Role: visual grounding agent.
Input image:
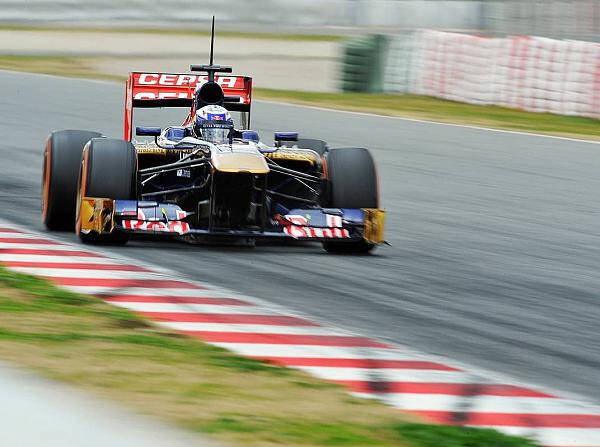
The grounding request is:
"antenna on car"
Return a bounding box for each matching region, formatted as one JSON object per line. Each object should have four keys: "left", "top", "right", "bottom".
{"left": 209, "top": 15, "right": 215, "bottom": 67}
{"left": 190, "top": 16, "right": 232, "bottom": 82}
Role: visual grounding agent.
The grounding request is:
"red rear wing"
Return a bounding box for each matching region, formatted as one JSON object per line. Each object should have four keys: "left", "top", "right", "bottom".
{"left": 124, "top": 72, "right": 252, "bottom": 141}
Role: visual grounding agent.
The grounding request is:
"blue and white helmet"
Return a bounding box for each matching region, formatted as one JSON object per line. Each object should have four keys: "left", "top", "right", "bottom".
{"left": 194, "top": 105, "right": 233, "bottom": 144}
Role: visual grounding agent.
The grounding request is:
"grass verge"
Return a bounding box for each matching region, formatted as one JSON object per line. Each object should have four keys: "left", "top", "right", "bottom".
{"left": 0, "top": 266, "right": 538, "bottom": 446}
{"left": 0, "top": 55, "right": 124, "bottom": 81}
{"left": 255, "top": 88, "right": 600, "bottom": 140}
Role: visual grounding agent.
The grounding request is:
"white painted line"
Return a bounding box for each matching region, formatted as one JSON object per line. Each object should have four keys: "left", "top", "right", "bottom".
{"left": 354, "top": 393, "right": 591, "bottom": 415}
{"left": 256, "top": 99, "right": 600, "bottom": 145}
{"left": 210, "top": 343, "right": 405, "bottom": 359}
{"left": 156, "top": 322, "right": 344, "bottom": 336}
{"left": 60, "top": 286, "right": 232, "bottom": 296}
{"left": 0, "top": 232, "right": 48, "bottom": 239}
{"left": 295, "top": 366, "right": 475, "bottom": 383}
{"left": 0, "top": 243, "right": 92, "bottom": 251}
{"left": 9, "top": 267, "right": 167, "bottom": 279}
{"left": 111, "top": 302, "right": 277, "bottom": 315}
{"left": 476, "top": 427, "right": 600, "bottom": 447}
{"left": 0, "top": 254, "right": 128, "bottom": 264}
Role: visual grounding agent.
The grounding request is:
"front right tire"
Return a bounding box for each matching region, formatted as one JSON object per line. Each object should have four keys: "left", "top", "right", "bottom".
{"left": 42, "top": 130, "right": 102, "bottom": 230}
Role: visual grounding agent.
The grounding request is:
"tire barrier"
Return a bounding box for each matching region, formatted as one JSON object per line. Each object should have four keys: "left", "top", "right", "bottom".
{"left": 382, "top": 32, "right": 416, "bottom": 94}
{"left": 381, "top": 30, "right": 600, "bottom": 118}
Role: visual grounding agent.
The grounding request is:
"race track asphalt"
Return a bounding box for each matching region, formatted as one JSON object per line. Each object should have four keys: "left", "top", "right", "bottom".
{"left": 2, "top": 70, "right": 599, "bottom": 403}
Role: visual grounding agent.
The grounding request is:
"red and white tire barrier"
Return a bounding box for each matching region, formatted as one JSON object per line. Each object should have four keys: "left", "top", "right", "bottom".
{"left": 385, "top": 30, "right": 600, "bottom": 119}
{"left": 1, "top": 221, "right": 599, "bottom": 446}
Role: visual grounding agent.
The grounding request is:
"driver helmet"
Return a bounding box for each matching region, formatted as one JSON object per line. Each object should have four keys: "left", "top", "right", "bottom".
{"left": 193, "top": 105, "right": 233, "bottom": 144}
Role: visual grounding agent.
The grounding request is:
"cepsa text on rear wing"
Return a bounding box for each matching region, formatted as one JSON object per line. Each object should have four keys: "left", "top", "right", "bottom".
{"left": 123, "top": 72, "right": 252, "bottom": 140}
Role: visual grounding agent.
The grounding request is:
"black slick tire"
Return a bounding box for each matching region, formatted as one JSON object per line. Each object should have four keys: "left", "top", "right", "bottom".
{"left": 323, "top": 147, "right": 379, "bottom": 254}
{"left": 42, "top": 130, "right": 102, "bottom": 230}
{"left": 77, "top": 138, "right": 137, "bottom": 245}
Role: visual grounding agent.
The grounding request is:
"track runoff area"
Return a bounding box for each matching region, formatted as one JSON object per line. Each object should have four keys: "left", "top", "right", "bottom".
{"left": 0, "top": 220, "right": 599, "bottom": 447}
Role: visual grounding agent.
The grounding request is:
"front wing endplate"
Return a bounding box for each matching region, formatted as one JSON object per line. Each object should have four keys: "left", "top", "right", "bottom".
{"left": 363, "top": 208, "right": 386, "bottom": 244}
{"left": 79, "top": 197, "right": 115, "bottom": 234}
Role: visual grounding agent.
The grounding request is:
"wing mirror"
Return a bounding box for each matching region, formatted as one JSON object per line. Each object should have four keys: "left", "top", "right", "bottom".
{"left": 241, "top": 131, "right": 259, "bottom": 142}
{"left": 136, "top": 127, "right": 162, "bottom": 136}
{"left": 274, "top": 132, "right": 298, "bottom": 147}
{"left": 274, "top": 132, "right": 298, "bottom": 142}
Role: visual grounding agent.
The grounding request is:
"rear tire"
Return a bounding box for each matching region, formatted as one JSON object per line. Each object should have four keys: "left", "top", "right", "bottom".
{"left": 323, "top": 147, "right": 379, "bottom": 254}
{"left": 42, "top": 130, "right": 102, "bottom": 230}
{"left": 77, "top": 138, "right": 137, "bottom": 245}
{"left": 280, "top": 138, "right": 328, "bottom": 156}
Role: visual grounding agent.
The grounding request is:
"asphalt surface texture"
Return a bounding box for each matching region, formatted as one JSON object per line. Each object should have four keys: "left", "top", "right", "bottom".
{"left": 2, "top": 70, "right": 599, "bottom": 404}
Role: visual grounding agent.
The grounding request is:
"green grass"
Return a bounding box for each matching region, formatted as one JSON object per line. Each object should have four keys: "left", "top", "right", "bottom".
{"left": 396, "top": 423, "right": 537, "bottom": 447}
{"left": 254, "top": 88, "right": 600, "bottom": 140}
{"left": 0, "top": 266, "right": 539, "bottom": 447}
{"left": 0, "top": 23, "right": 344, "bottom": 42}
{"left": 0, "top": 55, "right": 124, "bottom": 81}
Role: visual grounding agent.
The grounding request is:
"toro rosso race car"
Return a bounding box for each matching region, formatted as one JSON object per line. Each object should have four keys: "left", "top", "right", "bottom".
{"left": 41, "top": 27, "right": 385, "bottom": 253}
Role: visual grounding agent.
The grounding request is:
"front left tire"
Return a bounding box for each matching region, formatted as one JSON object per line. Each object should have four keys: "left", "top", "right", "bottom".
{"left": 322, "top": 147, "right": 379, "bottom": 254}
{"left": 76, "top": 138, "right": 137, "bottom": 244}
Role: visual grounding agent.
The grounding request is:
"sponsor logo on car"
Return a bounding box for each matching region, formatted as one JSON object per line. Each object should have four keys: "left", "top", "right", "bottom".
{"left": 280, "top": 214, "right": 349, "bottom": 239}
{"left": 122, "top": 220, "right": 190, "bottom": 235}
{"left": 284, "top": 226, "right": 350, "bottom": 239}
{"left": 135, "top": 73, "right": 241, "bottom": 88}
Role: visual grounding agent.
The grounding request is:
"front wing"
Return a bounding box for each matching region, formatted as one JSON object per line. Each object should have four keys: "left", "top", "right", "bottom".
{"left": 79, "top": 198, "right": 385, "bottom": 244}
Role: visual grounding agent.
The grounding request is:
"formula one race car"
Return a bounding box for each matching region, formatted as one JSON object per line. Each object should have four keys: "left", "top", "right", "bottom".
{"left": 41, "top": 24, "right": 385, "bottom": 253}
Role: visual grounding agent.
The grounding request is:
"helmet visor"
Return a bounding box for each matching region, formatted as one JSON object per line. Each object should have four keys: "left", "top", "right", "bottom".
{"left": 196, "top": 121, "right": 232, "bottom": 144}
{"left": 203, "top": 127, "right": 230, "bottom": 144}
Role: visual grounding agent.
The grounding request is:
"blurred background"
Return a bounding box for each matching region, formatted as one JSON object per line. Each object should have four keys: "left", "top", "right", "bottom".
{"left": 1, "top": 1, "right": 599, "bottom": 116}
{"left": 2, "top": 0, "right": 600, "bottom": 40}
